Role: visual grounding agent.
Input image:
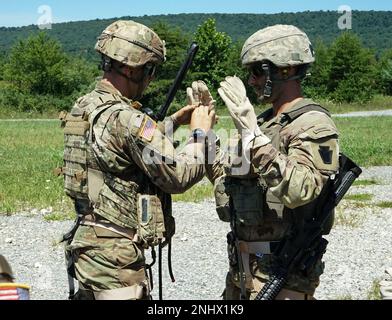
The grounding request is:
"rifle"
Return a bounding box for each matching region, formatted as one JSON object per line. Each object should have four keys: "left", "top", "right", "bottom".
{"left": 255, "top": 153, "right": 362, "bottom": 300}
{"left": 143, "top": 42, "right": 199, "bottom": 122}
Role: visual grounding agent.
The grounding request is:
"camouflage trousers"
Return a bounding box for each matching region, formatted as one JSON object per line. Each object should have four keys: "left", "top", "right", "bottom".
{"left": 65, "top": 225, "right": 150, "bottom": 300}
{"left": 224, "top": 251, "right": 324, "bottom": 300}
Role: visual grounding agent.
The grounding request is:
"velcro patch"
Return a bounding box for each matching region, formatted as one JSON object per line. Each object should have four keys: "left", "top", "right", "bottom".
{"left": 138, "top": 116, "right": 157, "bottom": 142}
{"left": 133, "top": 114, "right": 144, "bottom": 129}
{"left": 319, "top": 146, "right": 333, "bottom": 165}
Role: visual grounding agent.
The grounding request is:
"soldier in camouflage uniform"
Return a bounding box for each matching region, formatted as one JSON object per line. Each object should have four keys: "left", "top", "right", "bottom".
{"left": 203, "top": 25, "right": 339, "bottom": 300}
{"left": 58, "top": 20, "right": 215, "bottom": 300}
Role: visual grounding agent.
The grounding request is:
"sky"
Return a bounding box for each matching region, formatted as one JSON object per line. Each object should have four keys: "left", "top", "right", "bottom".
{"left": 0, "top": 0, "right": 391, "bottom": 28}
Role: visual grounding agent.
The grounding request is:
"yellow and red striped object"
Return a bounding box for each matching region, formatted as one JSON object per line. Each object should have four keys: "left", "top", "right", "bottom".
{"left": 0, "top": 283, "right": 30, "bottom": 300}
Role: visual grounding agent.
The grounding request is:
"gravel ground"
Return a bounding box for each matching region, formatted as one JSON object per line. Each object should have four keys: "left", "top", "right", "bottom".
{"left": 333, "top": 110, "right": 392, "bottom": 118}
{"left": 1, "top": 166, "right": 391, "bottom": 300}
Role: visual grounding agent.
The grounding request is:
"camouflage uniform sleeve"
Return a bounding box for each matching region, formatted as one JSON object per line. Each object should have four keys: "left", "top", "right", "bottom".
{"left": 156, "top": 115, "right": 180, "bottom": 134}
{"left": 205, "top": 134, "right": 226, "bottom": 184}
{"left": 252, "top": 112, "right": 339, "bottom": 209}
{"left": 119, "top": 109, "right": 206, "bottom": 194}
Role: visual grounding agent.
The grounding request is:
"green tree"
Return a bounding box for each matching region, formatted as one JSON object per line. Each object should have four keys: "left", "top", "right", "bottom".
{"left": 377, "top": 49, "right": 392, "bottom": 95}
{"left": 4, "top": 32, "right": 97, "bottom": 97}
{"left": 5, "top": 32, "right": 68, "bottom": 95}
{"left": 140, "top": 21, "right": 191, "bottom": 111}
{"left": 192, "top": 18, "right": 232, "bottom": 89}
{"left": 221, "top": 41, "right": 244, "bottom": 78}
{"left": 327, "top": 32, "right": 376, "bottom": 103}
{"left": 151, "top": 21, "right": 190, "bottom": 80}
{"left": 220, "top": 40, "right": 261, "bottom": 105}
{"left": 303, "top": 39, "right": 332, "bottom": 98}
{"left": 0, "top": 51, "right": 6, "bottom": 80}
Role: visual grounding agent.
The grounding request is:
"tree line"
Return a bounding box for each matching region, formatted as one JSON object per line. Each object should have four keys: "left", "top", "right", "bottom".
{"left": 0, "top": 18, "right": 392, "bottom": 115}
{"left": 2, "top": 12, "right": 392, "bottom": 55}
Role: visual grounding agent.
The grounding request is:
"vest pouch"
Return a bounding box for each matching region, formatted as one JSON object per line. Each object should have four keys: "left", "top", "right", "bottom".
{"left": 63, "top": 119, "right": 90, "bottom": 200}
{"left": 214, "top": 176, "right": 232, "bottom": 223}
{"left": 137, "top": 194, "right": 165, "bottom": 248}
{"left": 265, "top": 189, "right": 285, "bottom": 221}
{"left": 95, "top": 176, "right": 138, "bottom": 229}
{"left": 230, "top": 180, "right": 264, "bottom": 226}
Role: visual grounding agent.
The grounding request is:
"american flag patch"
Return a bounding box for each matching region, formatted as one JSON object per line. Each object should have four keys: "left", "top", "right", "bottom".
{"left": 138, "top": 116, "right": 157, "bottom": 142}
{"left": 0, "top": 284, "right": 30, "bottom": 300}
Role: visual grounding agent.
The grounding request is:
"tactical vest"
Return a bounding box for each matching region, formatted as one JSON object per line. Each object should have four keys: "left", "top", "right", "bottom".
{"left": 214, "top": 101, "right": 335, "bottom": 241}
{"left": 57, "top": 92, "right": 174, "bottom": 247}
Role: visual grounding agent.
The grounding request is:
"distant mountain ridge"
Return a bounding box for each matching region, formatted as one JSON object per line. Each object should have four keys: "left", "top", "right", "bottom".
{"left": 1, "top": 11, "right": 391, "bottom": 58}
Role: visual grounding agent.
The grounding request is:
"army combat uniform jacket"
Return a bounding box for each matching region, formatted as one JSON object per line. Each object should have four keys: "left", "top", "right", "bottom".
{"left": 207, "top": 99, "right": 339, "bottom": 298}
{"left": 61, "top": 79, "right": 206, "bottom": 299}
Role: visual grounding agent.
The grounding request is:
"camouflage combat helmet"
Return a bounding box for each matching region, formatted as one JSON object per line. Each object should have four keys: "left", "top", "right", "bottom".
{"left": 0, "top": 255, "right": 14, "bottom": 280}
{"left": 95, "top": 20, "right": 166, "bottom": 67}
{"left": 241, "top": 24, "right": 315, "bottom": 67}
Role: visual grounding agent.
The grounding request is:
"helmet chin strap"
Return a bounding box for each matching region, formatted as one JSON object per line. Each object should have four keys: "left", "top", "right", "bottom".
{"left": 262, "top": 63, "right": 273, "bottom": 99}
{"left": 260, "top": 62, "right": 303, "bottom": 101}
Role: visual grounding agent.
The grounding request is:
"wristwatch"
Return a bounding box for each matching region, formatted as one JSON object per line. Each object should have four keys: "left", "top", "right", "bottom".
{"left": 192, "top": 128, "right": 207, "bottom": 142}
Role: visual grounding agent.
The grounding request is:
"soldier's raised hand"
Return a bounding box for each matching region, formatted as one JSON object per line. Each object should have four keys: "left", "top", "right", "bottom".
{"left": 218, "top": 76, "right": 270, "bottom": 152}
{"left": 187, "top": 80, "right": 216, "bottom": 110}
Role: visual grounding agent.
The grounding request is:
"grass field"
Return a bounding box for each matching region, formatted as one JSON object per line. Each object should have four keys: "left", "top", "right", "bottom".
{"left": 0, "top": 120, "right": 72, "bottom": 215}
{"left": 1, "top": 115, "right": 391, "bottom": 215}
{"left": 335, "top": 117, "right": 392, "bottom": 167}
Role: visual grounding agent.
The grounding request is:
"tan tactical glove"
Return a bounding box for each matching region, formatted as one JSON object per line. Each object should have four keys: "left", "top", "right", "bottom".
{"left": 187, "top": 80, "right": 216, "bottom": 109}
{"left": 218, "top": 76, "right": 270, "bottom": 152}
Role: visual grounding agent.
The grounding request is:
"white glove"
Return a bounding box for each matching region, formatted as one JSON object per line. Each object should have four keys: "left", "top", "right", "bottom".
{"left": 187, "top": 80, "right": 216, "bottom": 109}
{"left": 218, "top": 76, "right": 270, "bottom": 152}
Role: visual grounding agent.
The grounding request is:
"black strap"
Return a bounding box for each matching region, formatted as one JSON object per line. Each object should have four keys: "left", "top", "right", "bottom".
{"left": 145, "top": 247, "right": 156, "bottom": 292}
{"left": 158, "top": 243, "right": 163, "bottom": 300}
{"left": 228, "top": 195, "right": 247, "bottom": 300}
{"left": 168, "top": 240, "right": 176, "bottom": 283}
{"left": 257, "top": 108, "right": 273, "bottom": 122}
{"left": 282, "top": 103, "right": 330, "bottom": 124}
{"left": 257, "top": 102, "right": 330, "bottom": 125}
{"left": 66, "top": 256, "right": 76, "bottom": 300}
{"left": 62, "top": 214, "right": 83, "bottom": 299}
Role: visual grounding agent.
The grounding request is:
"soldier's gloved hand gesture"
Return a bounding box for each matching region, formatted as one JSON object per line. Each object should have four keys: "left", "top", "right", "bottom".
{"left": 187, "top": 80, "right": 216, "bottom": 110}
{"left": 174, "top": 81, "right": 217, "bottom": 126}
{"left": 218, "top": 76, "right": 270, "bottom": 153}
